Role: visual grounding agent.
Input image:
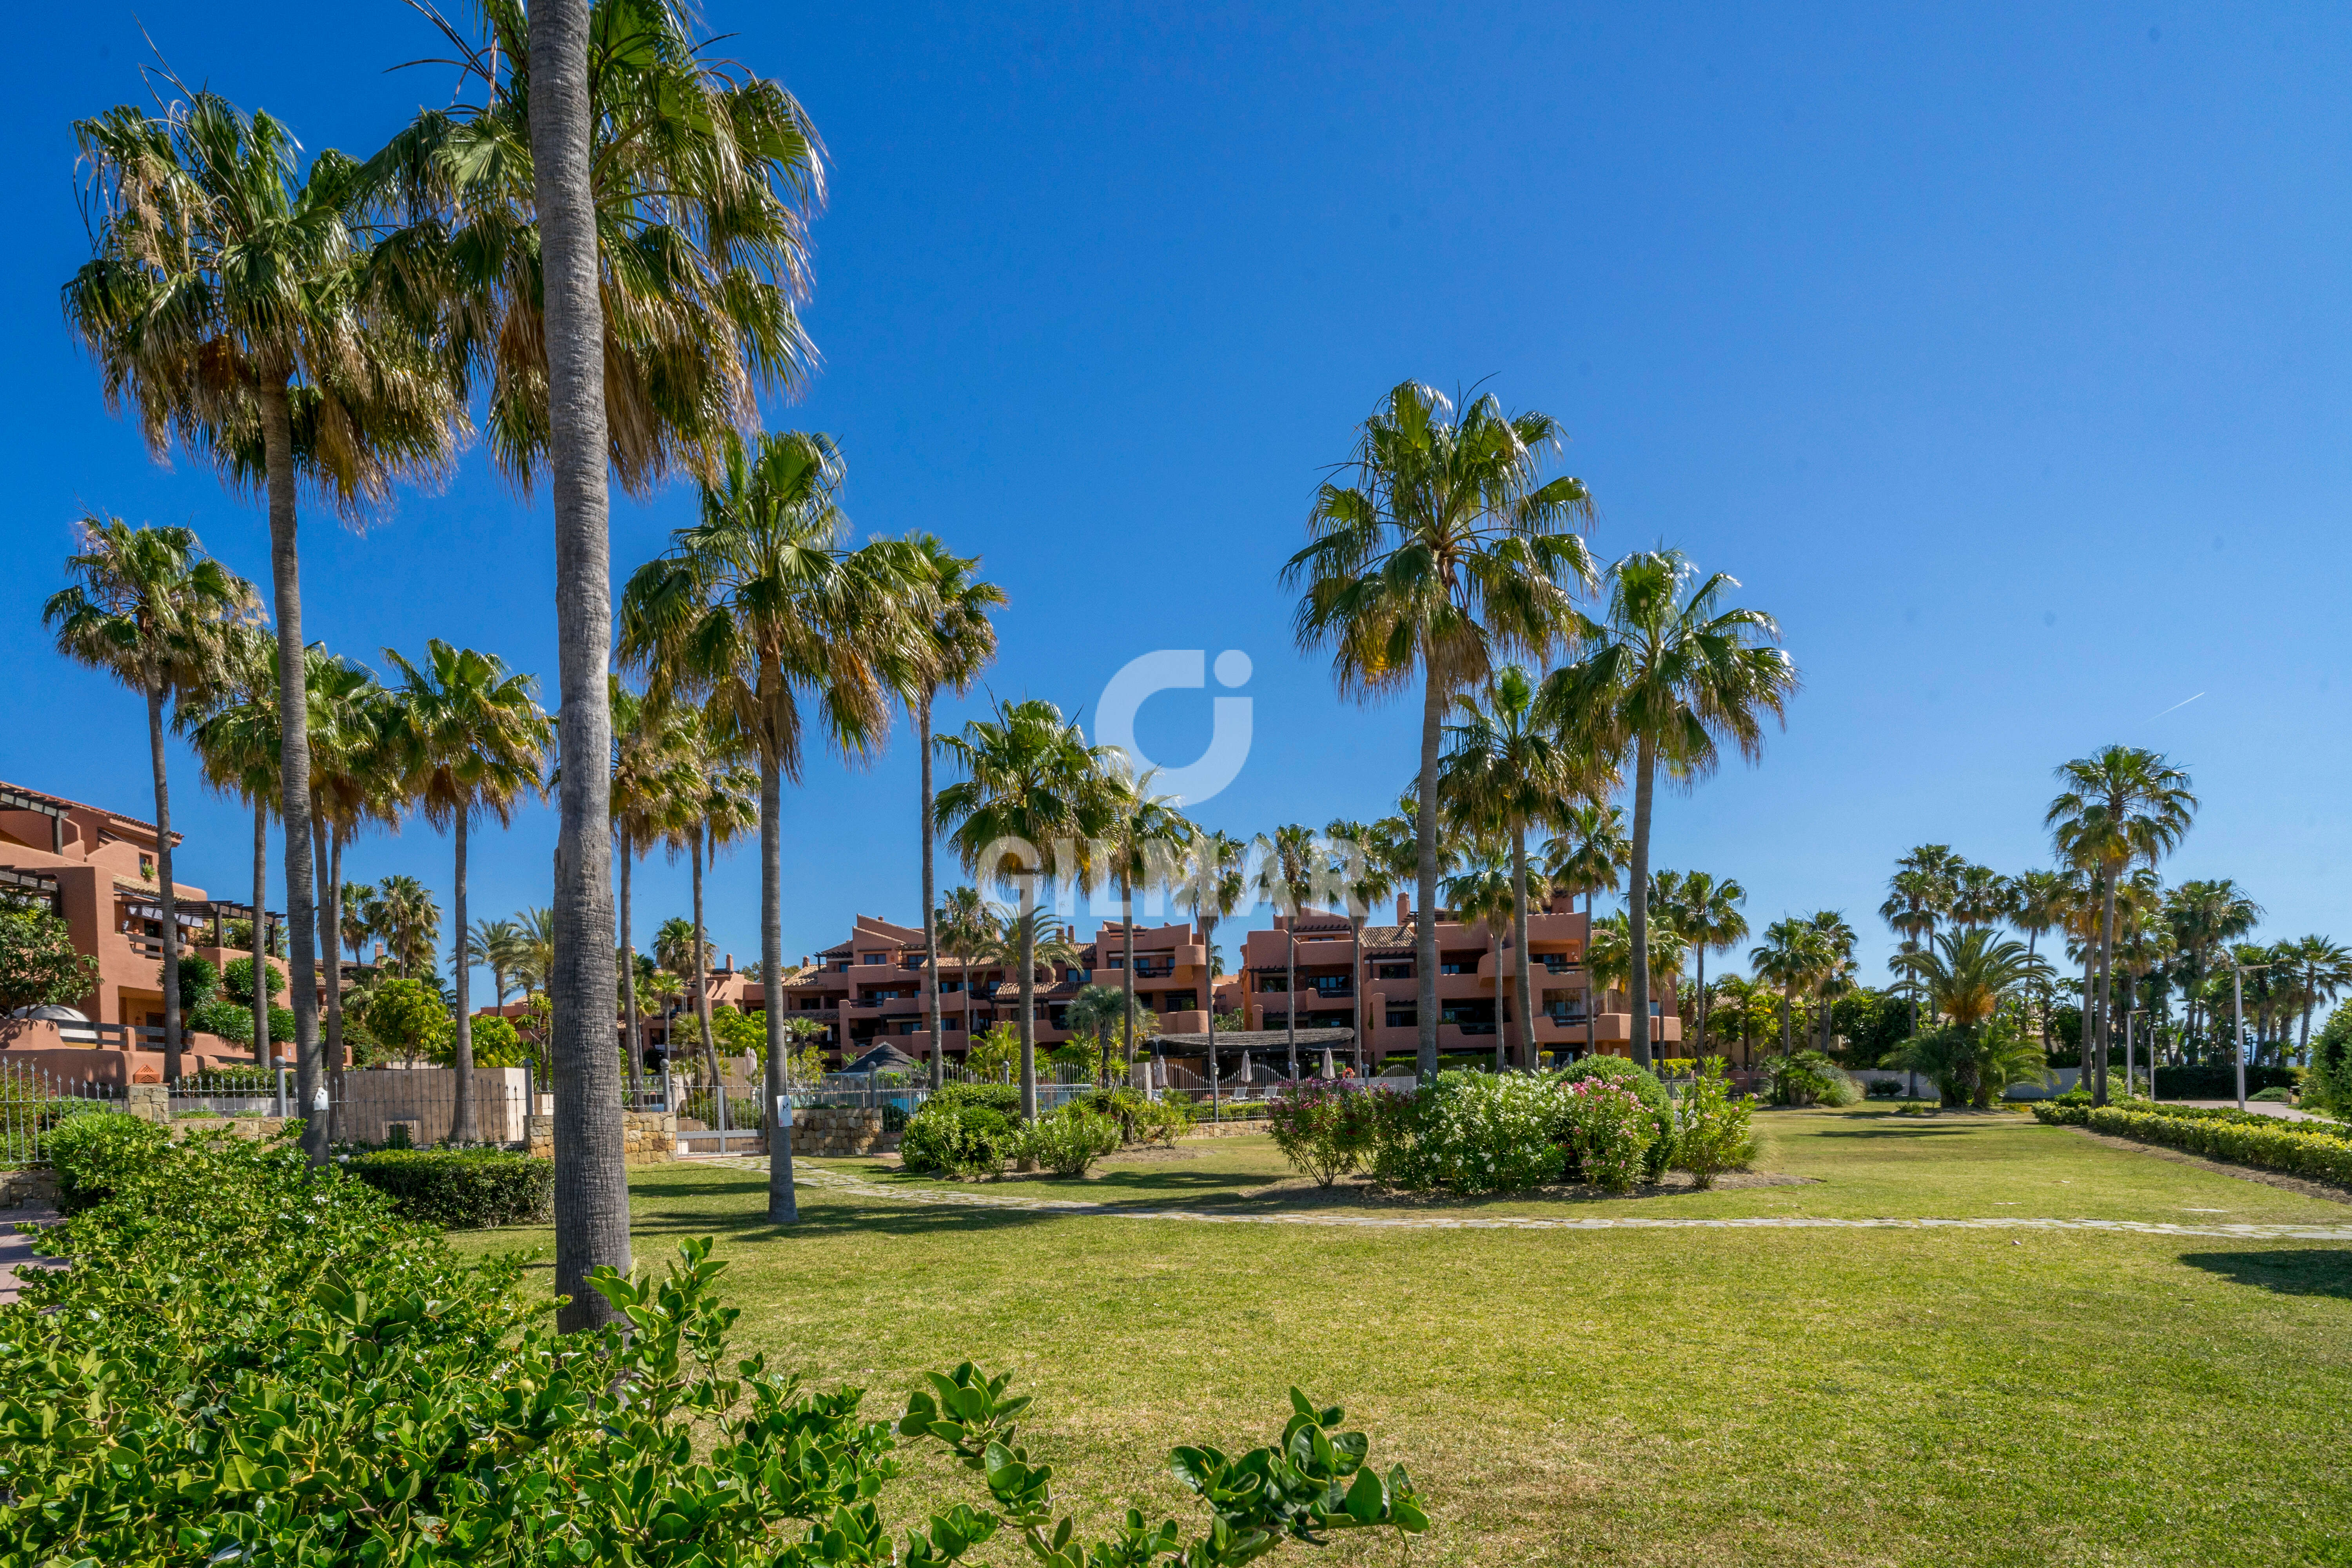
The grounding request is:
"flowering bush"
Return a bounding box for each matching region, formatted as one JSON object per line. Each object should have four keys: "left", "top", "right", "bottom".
{"left": 1370, "top": 1072, "right": 1565, "bottom": 1194}
{"left": 1669, "top": 1058, "right": 1756, "bottom": 1189}
{"left": 1555, "top": 1077, "right": 1657, "bottom": 1192}
{"left": 1267, "top": 1081, "right": 1383, "bottom": 1186}
{"left": 1011, "top": 1105, "right": 1123, "bottom": 1176}
{"left": 1557, "top": 1056, "right": 1676, "bottom": 1181}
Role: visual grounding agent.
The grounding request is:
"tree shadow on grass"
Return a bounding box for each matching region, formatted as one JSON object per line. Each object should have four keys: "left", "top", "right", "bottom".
{"left": 2178, "top": 1250, "right": 2352, "bottom": 1300}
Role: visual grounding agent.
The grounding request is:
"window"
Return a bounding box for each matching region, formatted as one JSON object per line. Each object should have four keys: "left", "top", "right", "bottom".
{"left": 1161, "top": 989, "right": 1198, "bottom": 1012}
{"left": 1541, "top": 954, "right": 1575, "bottom": 974}
{"left": 944, "top": 1015, "right": 963, "bottom": 1030}
{"left": 898, "top": 1020, "right": 919, "bottom": 1034}
{"left": 1310, "top": 975, "right": 1353, "bottom": 998}
{"left": 1256, "top": 974, "right": 1288, "bottom": 992}
{"left": 940, "top": 978, "right": 962, "bottom": 994}
{"left": 1376, "top": 962, "right": 1413, "bottom": 980}
{"left": 1441, "top": 1001, "right": 1497, "bottom": 1035}
{"left": 1047, "top": 1006, "right": 1070, "bottom": 1029}
{"left": 1439, "top": 962, "right": 1470, "bottom": 976}
{"left": 1135, "top": 958, "right": 1173, "bottom": 978}
{"left": 138, "top": 854, "right": 155, "bottom": 879}
{"left": 832, "top": 960, "right": 853, "bottom": 973}
{"left": 1542, "top": 989, "right": 1587, "bottom": 1024}
{"left": 1385, "top": 1006, "right": 1417, "bottom": 1028}
{"left": 860, "top": 952, "right": 889, "bottom": 966}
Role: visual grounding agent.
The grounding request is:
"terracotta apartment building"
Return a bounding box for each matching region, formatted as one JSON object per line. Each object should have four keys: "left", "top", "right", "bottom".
{"left": 1233, "top": 892, "right": 1681, "bottom": 1069}
{"left": 0, "top": 779, "right": 292, "bottom": 1081}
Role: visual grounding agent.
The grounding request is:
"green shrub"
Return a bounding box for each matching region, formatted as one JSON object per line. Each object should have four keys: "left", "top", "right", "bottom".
{"left": 44, "top": 1109, "right": 167, "bottom": 1211}
{"left": 1372, "top": 1071, "right": 1566, "bottom": 1194}
{"left": 901, "top": 1101, "right": 1013, "bottom": 1178}
{"left": 1013, "top": 1105, "right": 1123, "bottom": 1177}
{"left": 2153, "top": 1064, "right": 2298, "bottom": 1100}
{"left": 2250, "top": 1086, "right": 2293, "bottom": 1103}
{"left": 2079, "top": 1104, "right": 2352, "bottom": 1187}
{"left": 342, "top": 1147, "right": 555, "bottom": 1227}
{"left": 1669, "top": 1060, "right": 1756, "bottom": 1189}
{"left": 1762, "top": 1050, "right": 1859, "bottom": 1107}
{"left": 1555, "top": 1074, "right": 1657, "bottom": 1192}
{"left": 1559, "top": 1056, "right": 1675, "bottom": 1180}
{"left": 221, "top": 953, "right": 285, "bottom": 1005}
{"left": 1267, "top": 1082, "right": 1383, "bottom": 1186}
{"left": 1864, "top": 1077, "right": 1905, "bottom": 1099}
{"left": 930, "top": 1080, "right": 1026, "bottom": 1118}
{"left": 1078, "top": 1085, "right": 1152, "bottom": 1141}
{"left": 1137, "top": 1088, "right": 1197, "bottom": 1146}
{"left": 0, "top": 1128, "right": 1430, "bottom": 1567}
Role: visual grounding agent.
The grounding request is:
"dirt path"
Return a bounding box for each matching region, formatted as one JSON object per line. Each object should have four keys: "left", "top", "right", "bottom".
{"left": 719, "top": 1160, "right": 2352, "bottom": 1240}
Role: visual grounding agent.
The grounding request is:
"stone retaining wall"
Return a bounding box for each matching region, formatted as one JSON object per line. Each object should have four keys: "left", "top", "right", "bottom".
{"left": 1, "top": 1169, "right": 57, "bottom": 1209}
{"left": 1183, "top": 1116, "right": 1273, "bottom": 1138}
{"left": 790, "top": 1106, "right": 900, "bottom": 1158}
{"left": 527, "top": 1110, "right": 677, "bottom": 1164}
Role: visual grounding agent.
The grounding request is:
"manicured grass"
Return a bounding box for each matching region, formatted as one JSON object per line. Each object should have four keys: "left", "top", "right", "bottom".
{"left": 454, "top": 1109, "right": 2352, "bottom": 1566}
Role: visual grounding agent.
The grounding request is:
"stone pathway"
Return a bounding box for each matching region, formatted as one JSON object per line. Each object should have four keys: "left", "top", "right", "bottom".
{"left": 0, "top": 1205, "right": 60, "bottom": 1308}
{"left": 716, "top": 1160, "right": 2352, "bottom": 1241}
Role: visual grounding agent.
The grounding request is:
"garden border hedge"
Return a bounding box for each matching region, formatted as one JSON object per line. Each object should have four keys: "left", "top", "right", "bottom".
{"left": 2033, "top": 1100, "right": 2352, "bottom": 1187}
{"left": 341, "top": 1147, "right": 555, "bottom": 1227}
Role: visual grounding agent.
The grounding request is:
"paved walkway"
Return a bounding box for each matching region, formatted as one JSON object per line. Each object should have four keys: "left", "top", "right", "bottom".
{"left": 718, "top": 1160, "right": 2352, "bottom": 1241}
{"left": 0, "top": 1206, "right": 59, "bottom": 1307}
{"left": 2171, "top": 1098, "right": 2330, "bottom": 1123}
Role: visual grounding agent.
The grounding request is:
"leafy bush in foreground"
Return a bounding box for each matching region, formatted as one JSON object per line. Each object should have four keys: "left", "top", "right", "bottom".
{"left": 1013, "top": 1105, "right": 1123, "bottom": 1176}
{"left": 1557, "top": 1056, "right": 1676, "bottom": 1182}
{"left": 1372, "top": 1071, "right": 1566, "bottom": 1194}
{"left": 343, "top": 1147, "right": 555, "bottom": 1227}
{"left": 0, "top": 1127, "right": 1430, "bottom": 1566}
{"left": 902, "top": 1101, "right": 1014, "bottom": 1178}
{"left": 44, "top": 1107, "right": 167, "bottom": 1211}
{"left": 1668, "top": 1060, "right": 1756, "bottom": 1189}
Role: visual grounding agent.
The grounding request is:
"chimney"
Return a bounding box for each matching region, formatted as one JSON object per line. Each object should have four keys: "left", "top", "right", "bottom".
{"left": 725, "top": 952, "right": 734, "bottom": 971}
{"left": 1395, "top": 894, "right": 1409, "bottom": 925}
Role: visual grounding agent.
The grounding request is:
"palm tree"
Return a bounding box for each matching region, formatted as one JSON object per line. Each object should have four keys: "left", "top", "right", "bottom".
{"left": 1750, "top": 918, "right": 1815, "bottom": 1057}
{"left": 976, "top": 906, "right": 1084, "bottom": 1084}
{"left": 512, "top": 906, "right": 557, "bottom": 1001}
{"left": 1285, "top": 383, "right": 1596, "bottom": 1083}
{"left": 1588, "top": 911, "right": 1686, "bottom": 1036}
{"left": 2165, "top": 879, "right": 2263, "bottom": 1059}
{"left": 1441, "top": 848, "right": 1519, "bottom": 1070}
{"left": 1543, "top": 551, "right": 1797, "bottom": 1067}
{"left": 665, "top": 717, "right": 758, "bottom": 1092}
{"left": 1098, "top": 761, "right": 1191, "bottom": 1084}
{"left": 1541, "top": 799, "right": 1628, "bottom": 923}
{"left": 473, "top": 918, "right": 526, "bottom": 1017}
{"left": 2008, "top": 869, "right": 2069, "bottom": 1049}
{"left": 1325, "top": 816, "right": 1404, "bottom": 1076}
{"left": 1950, "top": 864, "right": 2013, "bottom": 931}
{"left": 341, "top": 886, "right": 379, "bottom": 968}
{"left": 1182, "top": 832, "right": 1250, "bottom": 1106}
{"left": 1439, "top": 666, "right": 1595, "bottom": 1070}
{"left": 888, "top": 535, "right": 1007, "bottom": 1090}
{"left": 304, "top": 650, "right": 399, "bottom": 1107}
{"left": 1888, "top": 928, "right": 2053, "bottom": 1106}
{"left": 1673, "top": 873, "right": 1749, "bottom": 1061}
{"left": 1254, "top": 823, "right": 1325, "bottom": 1080}
{"left": 1709, "top": 973, "right": 1770, "bottom": 1066}
{"left": 385, "top": 640, "right": 551, "bottom": 1143}
{"left": 45, "top": 517, "right": 256, "bottom": 1079}
{"left": 935, "top": 697, "right": 1112, "bottom": 1120}
{"left": 2047, "top": 746, "right": 2196, "bottom": 1104}
{"left": 1800, "top": 910, "right": 1858, "bottom": 1056}
{"left": 69, "top": 91, "right": 459, "bottom": 1111}
{"left": 371, "top": 876, "right": 441, "bottom": 979}
{"left": 1062, "top": 984, "right": 1129, "bottom": 1086}
{"left": 609, "top": 683, "right": 695, "bottom": 1103}
{"left": 620, "top": 430, "right": 921, "bottom": 1218}
{"left": 181, "top": 625, "right": 287, "bottom": 1071}
{"left": 2284, "top": 935, "right": 2352, "bottom": 1066}
{"left": 936, "top": 887, "right": 998, "bottom": 1060}
{"left": 1878, "top": 869, "right": 1939, "bottom": 1037}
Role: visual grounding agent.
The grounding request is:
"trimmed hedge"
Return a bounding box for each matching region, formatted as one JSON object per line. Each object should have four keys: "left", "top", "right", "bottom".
{"left": 44, "top": 1109, "right": 168, "bottom": 1211}
{"left": 2033, "top": 1100, "right": 2352, "bottom": 1186}
{"left": 342, "top": 1147, "right": 555, "bottom": 1227}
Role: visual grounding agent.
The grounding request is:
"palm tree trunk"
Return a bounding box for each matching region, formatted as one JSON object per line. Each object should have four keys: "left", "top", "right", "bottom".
{"left": 920, "top": 689, "right": 944, "bottom": 1091}
{"left": 1017, "top": 887, "right": 1038, "bottom": 1121}
{"left": 1627, "top": 735, "right": 1657, "bottom": 1068}
{"left": 1284, "top": 919, "right": 1299, "bottom": 1080}
{"left": 252, "top": 801, "right": 270, "bottom": 1070}
{"left": 693, "top": 827, "right": 720, "bottom": 1092}
{"left": 1414, "top": 670, "right": 1443, "bottom": 1084}
{"left": 1123, "top": 878, "right": 1139, "bottom": 1085}
{"left": 254, "top": 381, "right": 321, "bottom": 1116}
{"left": 1350, "top": 915, "right": 1365, "bottom": 1075}
{"left": 2300, "top": 975, "right": 2316, "bottom": 1066}
{"left": 1203, "top": 914, "right": 1221, "bottom": 1114}
{"left": 759, "top": 748, "right": 795, "bottom": 1222}
{"left": 142, "top": 682, "right": 184, "bottom": 1082}
{"left": 1510, "top": 823, "right": 1534, "bottom": 1071}
{"left": 532, "top": 0, "right": 630, "bottom": 1329}
{"left": 1694, "top": 941, "right": 1708, "bottom": 1061}
{"left": 1780, "top": 987, "right": 1792, "bottom": 1055}
{"left": 621, "top": 830, "right": 641, "bottom": 1105}
{"left": 451, "top": 812, "right": 477, "bottom": 1143}
{"left": 306, "top": 811, "right": 333, "bottom": 1161}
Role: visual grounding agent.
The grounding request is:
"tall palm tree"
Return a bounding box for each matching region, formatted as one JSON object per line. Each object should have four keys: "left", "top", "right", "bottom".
{"left": 2008, "top": 869, "right": 2069, "bottom": 1049}
{"left": 620, "top": 430, "right": 922, "bottom": 1218}
{"left": 1750, "top": 918, "right": 1816, "bottom": 1058}
{"left": 936, "top": 698, "right": 1112, "bottom": 1118}
{"left": 1800, "top": 910, "right": 1858, "bottom": 1055}
{"left": 936, "top": 887, "right": 998, "bottom": 1060}
{"left": 1541, "top": 799, "right": 1629, "bottom": 922}
{"left": 1183, "top": 832, "right": 1250, "bottom": 1103}
{"left": 1878, "top": 869, "right": 1940, "bottom": 1038}
{"left": 512, "top": 906, "right": 557, "bottom": 1001}
{"left": 1543, "top": 551, "right": 1797, "bottom": 1067}
{"left": 1097, "top": 761, "right": 1191, "bottom": 1083}
{"left": 976, "top": 907, "right": 1084, "bottom": 1080}
{"left": 2165, "top": 879, "right": 2263, "bottom": 1059}
{"left": 181, "top": 625, "right": 288, "bottom": 1070}
{"left": 1439, "top": 666, "right": 1593, "bottom": 1069}
{"left": 69, "top": 91, "right": 459, "bottom": 1113}
{"left": 1285, "top": 383, "right": 1596, "bottom": 1083}
{"left": 47, "top": 519, "right": 256, "bottom": 1079}
{"left": 889, "top": 535, "right": 1006, "bottom": 1090}
{"left": 385, "top": 639, "right": 551, "bottom": 1143}
{"left": 1673, "top": 872, "right": 1749, "bottom": 1060}
{"left": 1254, "top": 823, "right": 1325, "bottom": 1080}
{"left": 304, "top": 650, "right": 399, "bottom": 1112}
{"left": 2047, "top": 746, "right": 2196, "bottom": 1104}
{"left": 609, "top": 682, "right": 696, "bottom": 1103}
{"left": 341, "top": 885, "right": 379, "bottom": 968}
{"left": 1950, "top": 864, "right": 2014, "bottom": 931}
{"left": 2284, "top": 935, "right": 2352, "bottom": 1066}
{"left": 1441, "top": 848, "right": 1519, "bottom": 1070}
{"left": 473, "top": 917, "right": 526, "bottom": 1018}
{"left": 371, "top": 875, "right": 441, "bottom": 979}
{"left": 665, "top": 715, "right": 758, "bottom": 1093}
{"left": 1325, "top": 816, "right": 1404, "bottom": 1075}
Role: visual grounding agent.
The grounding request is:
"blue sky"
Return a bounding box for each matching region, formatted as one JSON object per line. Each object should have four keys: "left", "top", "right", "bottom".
{"left": 5, "top": 3, "right": 2348, "bottom": 992}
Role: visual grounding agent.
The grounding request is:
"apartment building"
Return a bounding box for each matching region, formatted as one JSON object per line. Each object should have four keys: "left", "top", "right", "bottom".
{"left": 0, "top": 779, "right": 292, "bottom": 1079}
{"left": 763, "top": 911, "right": 1238, "bottom": 1066}
{"left": 1232, "top": 891, "right": 1681, "bottom": 1070}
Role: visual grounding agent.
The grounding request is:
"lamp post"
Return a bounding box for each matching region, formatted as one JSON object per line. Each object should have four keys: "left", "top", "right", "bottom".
{"left": 2224, "top": 954, "right": 2277, "bottom": 1114}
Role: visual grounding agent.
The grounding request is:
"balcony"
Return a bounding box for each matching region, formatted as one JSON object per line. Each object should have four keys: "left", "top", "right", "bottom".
{"left": 1591, "top": 1013, "right": 1683, "bottom": 1045}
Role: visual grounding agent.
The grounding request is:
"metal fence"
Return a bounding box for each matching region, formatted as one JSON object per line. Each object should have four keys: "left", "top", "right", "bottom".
{"left": 0, "top": 1060, "right": 125, "bottom": 1168}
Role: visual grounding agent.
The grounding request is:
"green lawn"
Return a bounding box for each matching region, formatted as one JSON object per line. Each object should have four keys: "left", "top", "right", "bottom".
{"left": 454, "top": 1108, "right": 2352, "bottom": 1566}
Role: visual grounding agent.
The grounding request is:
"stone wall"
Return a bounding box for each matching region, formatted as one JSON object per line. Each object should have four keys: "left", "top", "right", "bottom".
{"left": 789, "top": 1106, "right": 900, "bottom": 1158}
{"left": 526, "top": 1109, "right": 677, "bottom": 1164}
{"left": 1, "top": 1168, "right": 57, "bottom": 1209}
